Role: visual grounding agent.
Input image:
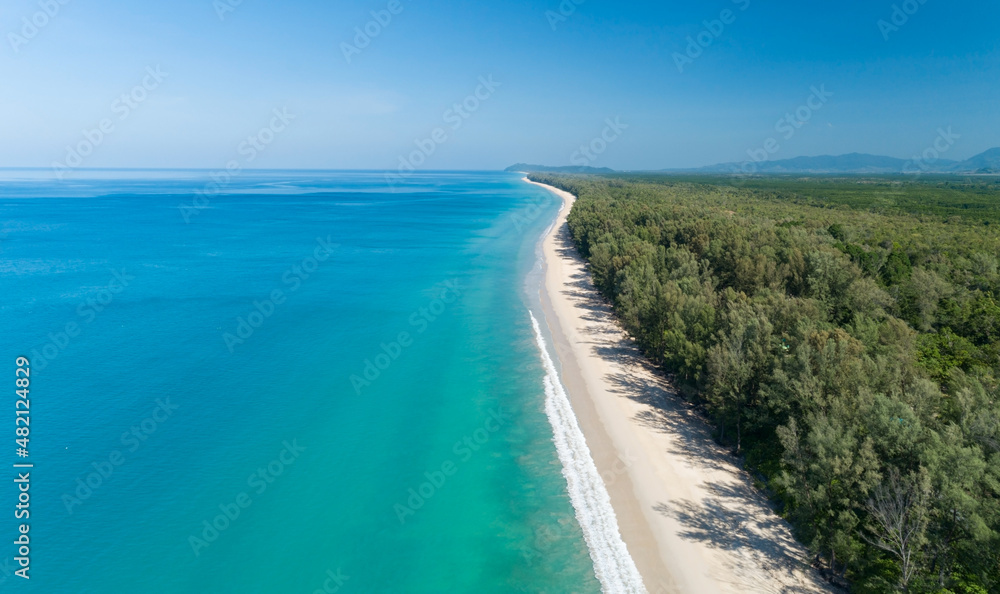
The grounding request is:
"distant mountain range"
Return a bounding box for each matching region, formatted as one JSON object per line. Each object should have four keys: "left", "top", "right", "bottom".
{"left": 693, "top": 153, "right": 930, "bottom": 174}
{"left": 507, "top": 148, "right": 1000, "bottom": 175}
{"left": 687, "top": 148, "right": 1000, "bottom": 174}
{"left": 955, "top": 147, "right": 1000, "bottom": 173}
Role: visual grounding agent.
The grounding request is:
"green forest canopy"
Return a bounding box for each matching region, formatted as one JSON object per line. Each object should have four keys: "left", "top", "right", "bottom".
{"left": 533, "top": 172, "right": 1000, "bottom": 593}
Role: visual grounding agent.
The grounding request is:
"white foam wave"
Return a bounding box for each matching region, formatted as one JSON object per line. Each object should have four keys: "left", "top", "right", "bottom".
{"left": 530, "top": 312, "right": 647, "bottom": 594}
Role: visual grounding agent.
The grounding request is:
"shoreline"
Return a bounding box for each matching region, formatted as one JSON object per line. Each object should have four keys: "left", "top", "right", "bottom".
{"left": 526, "top": 178, "right": 833, "bottom": 594}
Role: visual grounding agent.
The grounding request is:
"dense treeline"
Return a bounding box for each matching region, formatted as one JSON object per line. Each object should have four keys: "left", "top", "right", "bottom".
{"left": 624, "top": 175, "right": 1000, "bottom": 224}
{"left": 534, "top": 173, "right": 1000, "bottom": 593}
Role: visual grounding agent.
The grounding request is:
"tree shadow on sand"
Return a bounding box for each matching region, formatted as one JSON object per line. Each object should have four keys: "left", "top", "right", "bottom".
{"left": 551, "top": 220, "right": 834, "bottom": 592}
{"left": 654, "top": 484, "right": 823, "bottom": 594}
{"left": 553, "top": 220, "right": 737, "bottom": 475}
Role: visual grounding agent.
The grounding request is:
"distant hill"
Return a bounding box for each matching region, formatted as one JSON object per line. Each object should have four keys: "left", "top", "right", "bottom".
{"left": 691, "top": 153, "right": 951, "bottom": 174}
{"left": 505, "top": 163, "right": 615, "bottom": 174}
{"left": 683, "top": 148, "right": 1000, "bottom": 174}
{"left": 953, "top": 148, "right": 1000, "bottom": 173}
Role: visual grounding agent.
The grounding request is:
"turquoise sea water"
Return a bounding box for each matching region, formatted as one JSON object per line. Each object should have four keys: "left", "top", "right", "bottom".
{"left": 0, "top": 171, "right": 604, "bottom": 593}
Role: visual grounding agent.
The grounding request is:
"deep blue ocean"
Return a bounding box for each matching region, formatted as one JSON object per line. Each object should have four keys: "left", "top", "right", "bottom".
{"left": 0, "top": 170, "right": 604, "bottom": 593}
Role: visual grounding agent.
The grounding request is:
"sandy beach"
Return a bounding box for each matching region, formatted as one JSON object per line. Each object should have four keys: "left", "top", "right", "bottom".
{"left": 528, "top": 178, "right": 834, "bottom": 594}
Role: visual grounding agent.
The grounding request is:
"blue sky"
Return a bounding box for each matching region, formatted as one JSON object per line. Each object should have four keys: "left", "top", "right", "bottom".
{"left": 1, "top": 0, "right": 997, "bottom": 171}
